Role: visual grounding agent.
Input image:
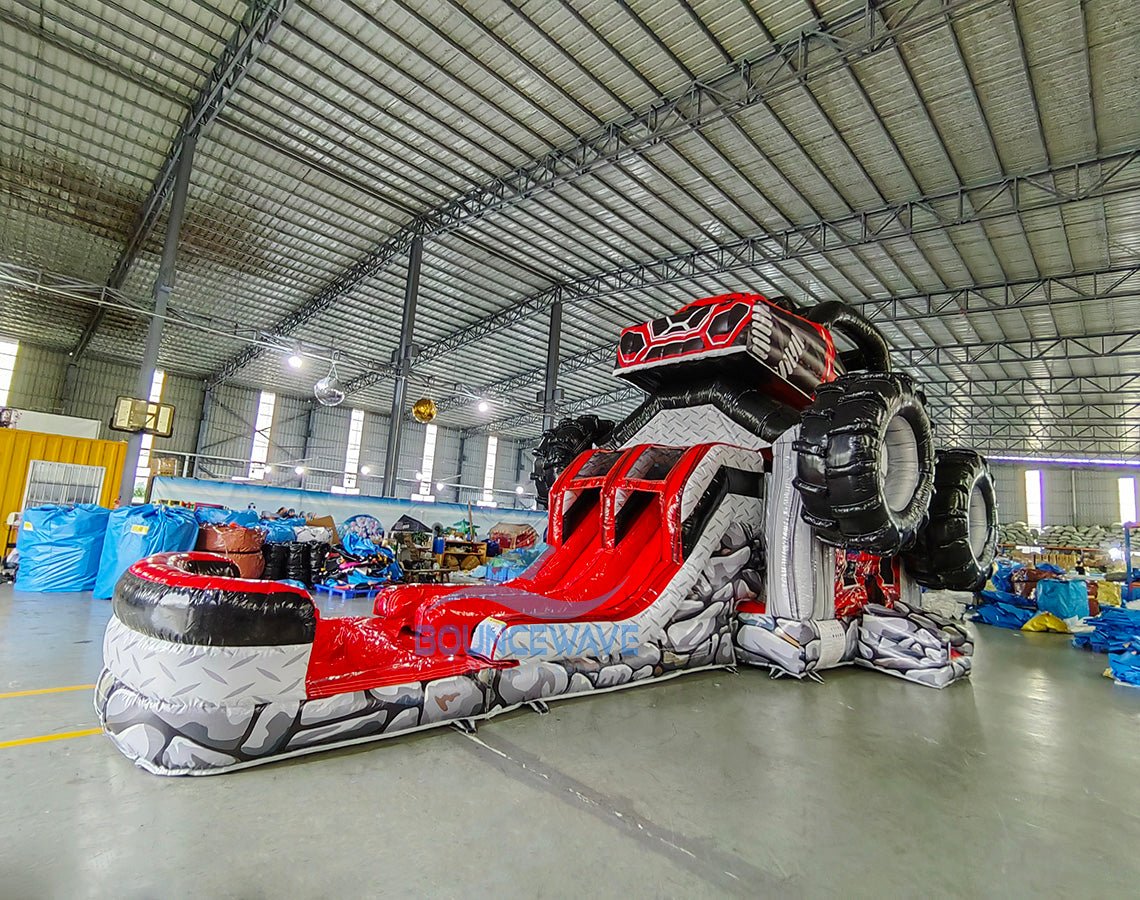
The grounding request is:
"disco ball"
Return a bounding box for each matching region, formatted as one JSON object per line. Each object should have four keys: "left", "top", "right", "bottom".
{"left": 412, "top": 396, "right": 438, "bottom": 423}
{"left": 313, "top": 374, "right": 346, "bottom": 406}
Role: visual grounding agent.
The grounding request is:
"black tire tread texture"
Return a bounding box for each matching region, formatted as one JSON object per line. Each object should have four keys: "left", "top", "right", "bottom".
{"left": 903, "top": 449, "right": 999, "bottom": 591}
{"left": 793, "top": 371, "right": 935, "bottom": 555}
{"left": 532, "top": 415, "right": 615, "bottom": 509}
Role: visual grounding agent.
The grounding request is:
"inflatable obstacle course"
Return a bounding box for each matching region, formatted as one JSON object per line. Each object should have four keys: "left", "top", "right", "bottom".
{"left": 97, "top": 292, "right": 996, "bottom": 775}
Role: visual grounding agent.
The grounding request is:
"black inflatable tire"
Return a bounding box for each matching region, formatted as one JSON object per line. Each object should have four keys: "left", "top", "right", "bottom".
{"left": 904, "top": 449, "right": 998, "bottom": 591}
{"left": 767, "top": 295, "right": 799, "bottom": 314}
{"left": 806, "top": 301, "right": 892, "bottom": 373}
{"left": 793, "top": 372, "right": 935, "bottom": 554}
{"left": 532, "top": 414, "right": 615, "bottom": 508}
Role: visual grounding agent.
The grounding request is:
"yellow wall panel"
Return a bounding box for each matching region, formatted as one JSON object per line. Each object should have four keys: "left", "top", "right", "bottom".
{"left": 0, "top": 430, "right": 127, "bottom": 525}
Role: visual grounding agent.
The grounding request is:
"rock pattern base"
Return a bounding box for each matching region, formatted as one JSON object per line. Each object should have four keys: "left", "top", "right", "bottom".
{"left": 733, "top": 613, "right": 858, "bottom": 677}
{"left": 95, "top": 517, "right": 761, "bottom": 775}
{"left": 855, "top": 600, "right": 974, "bottom": 689}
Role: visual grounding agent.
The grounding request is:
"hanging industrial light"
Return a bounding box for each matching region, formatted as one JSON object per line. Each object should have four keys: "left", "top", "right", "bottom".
{"left": 313, "top": 357, "right": 346, "bottom": 406}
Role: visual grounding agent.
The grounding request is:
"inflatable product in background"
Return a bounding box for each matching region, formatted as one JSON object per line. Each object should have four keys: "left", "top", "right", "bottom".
{"left": 341, "top": 514, "right": 385, "bottom": 556}
{"left": 1035, "top": 579, "right": 1090, "bottom": 620}
{"left": 531, "top": 414, "right": 614, "bottom": 506}
{"left": 15, "top": 504, "right": 110, "bottom": 592}
{"left": 96, "top": 291, "right": 990, "bottom": 775}
{"left": 93, "top": 504, "right": 198, "bottom": 599}
{"left": 195, "top": 524, "right": 265, "bottom": 579}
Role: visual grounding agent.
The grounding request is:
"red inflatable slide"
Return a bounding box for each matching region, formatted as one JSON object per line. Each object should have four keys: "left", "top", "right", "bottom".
{"left": 97, "top": 442, "right": 765, "bottom": 774}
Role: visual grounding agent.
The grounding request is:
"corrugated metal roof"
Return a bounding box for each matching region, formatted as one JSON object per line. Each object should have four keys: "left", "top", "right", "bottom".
{"left": 1, "top": 0, "right": 1138, "bottom": 457}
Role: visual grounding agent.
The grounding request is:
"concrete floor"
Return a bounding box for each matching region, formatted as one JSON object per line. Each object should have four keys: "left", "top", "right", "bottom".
{"left": 2, "top": 588, "right": 1139, "bottom": 899}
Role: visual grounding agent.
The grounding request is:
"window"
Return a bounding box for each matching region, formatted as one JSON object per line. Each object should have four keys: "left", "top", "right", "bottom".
{"left": 343, "top": 408, "right": 365, "bottom": 489}
{"left": 0, "top": 339, "right": 18, "bottom": 406}
{"left": 1025, "top": 469, "right": 1043, "bottom": 529}
{"left": 411, "top": 424, "right": 438, "bottom": 501}
{"left": 1119, "top": 477, "right": 1137, "bottom": 524}
{"left": 248, "top": 391, "right": 276, "bottom": 480}
{"left": 25, "top": 460, "right": 106, "bottom": 507}
{"left": 133, "top": 369, "right": 165, "bottom": 498}
{"left": 479, "top": 435, "right": 498, "bottom": 507}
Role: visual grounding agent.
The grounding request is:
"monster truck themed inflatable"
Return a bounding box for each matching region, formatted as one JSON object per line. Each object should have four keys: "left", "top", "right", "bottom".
{"left": 96, "top": 293, "right": 995, "bottom": 775}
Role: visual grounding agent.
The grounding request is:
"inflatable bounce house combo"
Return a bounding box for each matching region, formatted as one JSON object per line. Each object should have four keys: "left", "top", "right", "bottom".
{"left": 96, "top": 294, "right": 996, "bottom": 774}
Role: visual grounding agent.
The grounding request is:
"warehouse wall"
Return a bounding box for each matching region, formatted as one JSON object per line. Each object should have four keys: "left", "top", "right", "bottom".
{"left": 989, "top": 463, "right": 1140, "bottom": 528}
{"left": 7, "top": 343, "right": 67, "bottom": 411}
{"left": 8, "top": 342, "right": 203, "bottom": 457}
{"left": 199, "top": 383, "right": 259, "bottom": 479}
{"left": 5, "top": 341, "right": 536, "bottom": 507}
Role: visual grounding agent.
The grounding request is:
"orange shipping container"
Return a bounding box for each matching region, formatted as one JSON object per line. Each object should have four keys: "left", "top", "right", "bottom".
{"left": 0, "top": 429, "right": 127, "bottom": 527}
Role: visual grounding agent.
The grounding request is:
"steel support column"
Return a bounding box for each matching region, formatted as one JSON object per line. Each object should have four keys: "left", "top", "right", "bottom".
{"left": 539, "top": 299, "right": 562, "bottom": 432}
{"left": 382, "top": 237, "right": 423, "bottom": 496}
{"left": 118, "top": 135, "right": 197, "bottom": 503}
{"left": 301, "top": 402, "right": 318, "bottom": 487}
{"left": 193, "top": 387, "right": 213, "bottom": 478}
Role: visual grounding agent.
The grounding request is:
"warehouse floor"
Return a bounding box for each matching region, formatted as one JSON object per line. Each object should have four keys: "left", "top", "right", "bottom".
{"left": 1, "top": 586, "right": 1138, "bottom": 897}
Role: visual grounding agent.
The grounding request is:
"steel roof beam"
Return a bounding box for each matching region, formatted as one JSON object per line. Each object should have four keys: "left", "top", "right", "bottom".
{"left": 342, "top": 149, "right": 1138, "bottom": 399}
{"left": 923, "top": 374, "right": 1140, "bottom": 399}
{"left": 419, "top": 253, "right": 1140, "bottom": 416}
{"left": 468, "top": 384, "right": 1140, "bottom": 439}
{"left": 938, "top": 422, "right": 1140, "bottom": 455}
{"left": 0, "top": 6, "right": 191, "bottom": 103}
{"left": 207, "top": 0, "right": 994, "bottom": 386}
{"left": 464, "top": 387, "right": 645, "bottom": 437}
{"left": 464, "top": 383, "right": 1140, "bottom": 438}
{"left": 70, "top": 0, "right": 293, "bottom": 360}
{"left": 900, "top": 329, "right": 1140, "bottom": 367}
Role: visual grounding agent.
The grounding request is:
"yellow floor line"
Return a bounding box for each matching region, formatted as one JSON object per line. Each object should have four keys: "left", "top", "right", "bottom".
{"left": 0, "top": 684, "right": 96, "bottom": 700}
{"left": 0, "top": 727, "right": 103, "bottom": 750}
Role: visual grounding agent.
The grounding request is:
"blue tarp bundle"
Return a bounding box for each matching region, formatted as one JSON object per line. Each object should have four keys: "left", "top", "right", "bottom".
{"left": 93, "top": 504, "right": 198, "bottom": 599}
{"left": 1107, "top": 646, "right": 1140, "bottom": 686}
{"left": 971, "top": 602, "right": 1035, "bottom": 630}
{"left": 259, "top": 517, "right": 305, "bottom": 543}
{"left": 343, "top": 530, "right": 381, "bottom": 557}
{"left": 15, "top": 504, "right": 110, "bottom": 592}
{"left": 992, "top": 560, "right": 1024, "bottom": 593}
{"left": 1035, "top": 579, "right": 1090, "bottom": 619}
{"left": 979, "top": 588, "right": 1035, "bottom": 608}
{"left": 194, "top": 507, "right": 259, "bottom": 527}
{"left": 1072, "top": 607, "right": 1140, "bottom": 653}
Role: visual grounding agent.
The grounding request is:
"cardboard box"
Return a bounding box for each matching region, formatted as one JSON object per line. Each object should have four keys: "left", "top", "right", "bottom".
{"left": 306, "top": 515, "right": 339, "bottom": 546}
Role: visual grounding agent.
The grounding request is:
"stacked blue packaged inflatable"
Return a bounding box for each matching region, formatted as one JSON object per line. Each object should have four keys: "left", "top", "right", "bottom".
{"left": 1035, "top": 579, "right": 1089, "bottom": 620}
{"left": 194, "top": 507, "right": 259, "bottom": 527}
{"left": 14, "top": 505, "right": 111, "bottom": 592}
{"left": 93, "top": 504, "right": 198, "bottom": 599}
{"left": 259, "top": 517, "right": 305, "bottom": 543}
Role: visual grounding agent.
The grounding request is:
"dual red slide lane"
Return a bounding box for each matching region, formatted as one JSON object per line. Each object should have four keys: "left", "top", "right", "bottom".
{"left": 308, "top": 444, "right": 712, "bottom": 696}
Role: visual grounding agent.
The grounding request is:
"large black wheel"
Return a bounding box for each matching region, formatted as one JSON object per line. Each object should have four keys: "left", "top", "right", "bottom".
{"left": 532, "top": 415, "right": 614, "bottom": 508}
{"left": 793, "top": 372, "right": 935, "bottom": 554}
{"left": 903, "top": 449, "right": 998, "bottom": 590}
